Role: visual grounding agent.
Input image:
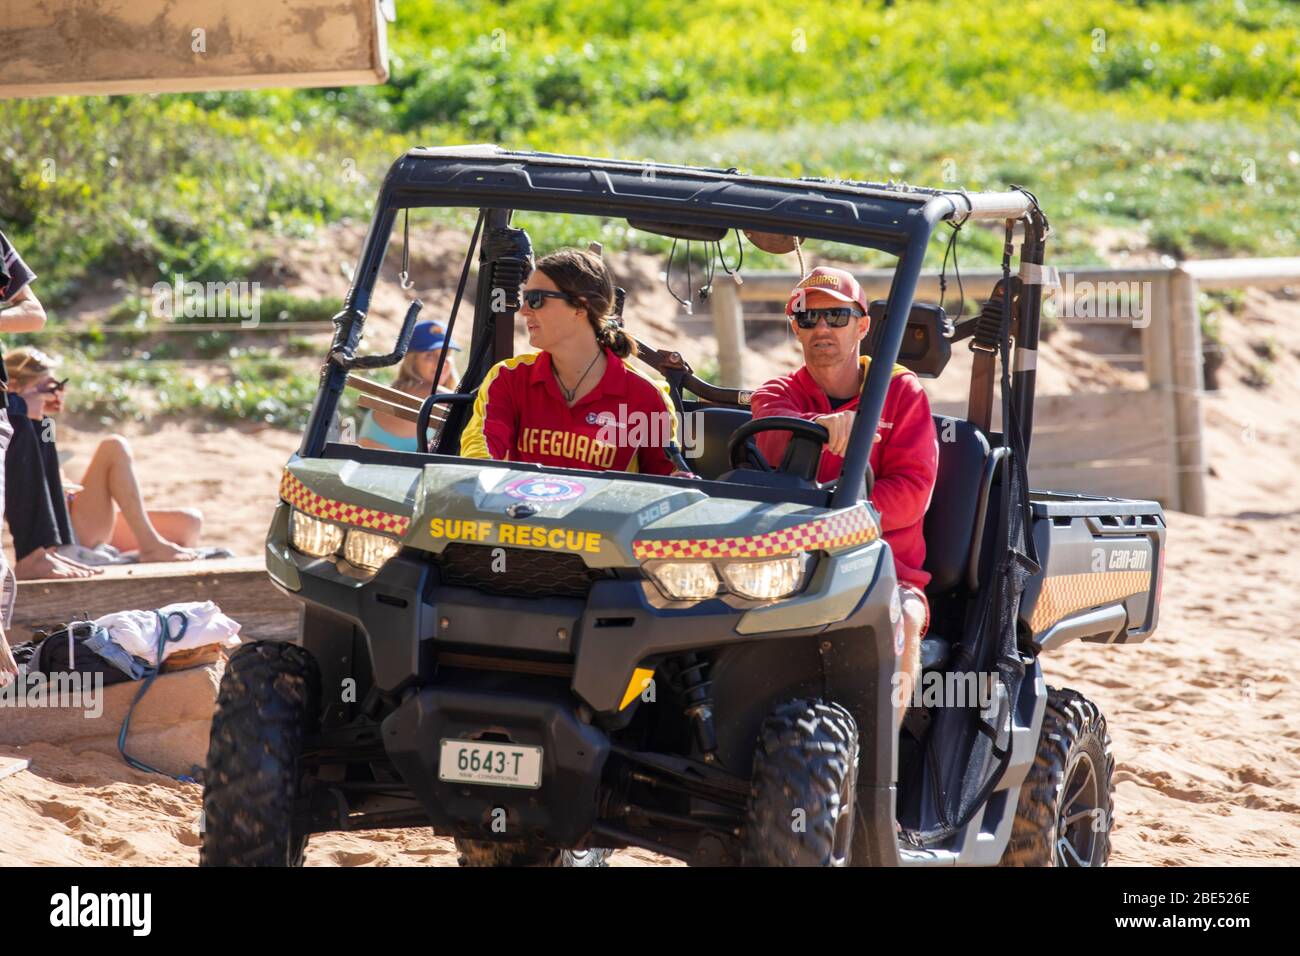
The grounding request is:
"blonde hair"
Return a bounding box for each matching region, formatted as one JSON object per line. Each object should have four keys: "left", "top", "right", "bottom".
{"left": 4, "top": 346, "right": 60, "bottom": 390}
{"left": 392, "top": 347, "right": 458, "bottom": 396}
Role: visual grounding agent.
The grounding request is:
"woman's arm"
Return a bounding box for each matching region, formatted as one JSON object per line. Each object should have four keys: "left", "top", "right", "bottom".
{"left": 460, "top": 361, "right": 518, "bottom": 460}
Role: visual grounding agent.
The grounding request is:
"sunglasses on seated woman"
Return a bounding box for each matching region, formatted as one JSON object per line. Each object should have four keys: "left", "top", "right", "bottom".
{"left": 522, "top": 289, "right": 574, "bottom": 310}
{"left": 792, "top": 306, "right": 864, "bottom": 329}
{"left": 35, "top": 378, "right": 69, "bottom": 394}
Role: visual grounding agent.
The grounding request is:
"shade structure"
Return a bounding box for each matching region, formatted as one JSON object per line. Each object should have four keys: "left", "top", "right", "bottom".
{"left": 0, "top": 0, "right": 390, "bottom": 98}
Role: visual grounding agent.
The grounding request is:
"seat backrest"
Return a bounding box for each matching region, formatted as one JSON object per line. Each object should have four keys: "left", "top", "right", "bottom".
{"left": 922, "top": 416, "right": 991, "bottom": 595}
{"left": 685, "top": 404, "right": 752, "bottom": 480}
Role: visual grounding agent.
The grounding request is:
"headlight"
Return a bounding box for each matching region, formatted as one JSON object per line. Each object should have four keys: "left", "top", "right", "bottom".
{"left": 720, "top": 554, "right": 808, "bottom": 601}
{"left": 646, "top": 561, "right": 720, "bottom": 601}
{"left": 344, "top": 528, "right": 401, "bottom": 571}
{"left": 291, "top": 511, "right": 344, "bottom": 557}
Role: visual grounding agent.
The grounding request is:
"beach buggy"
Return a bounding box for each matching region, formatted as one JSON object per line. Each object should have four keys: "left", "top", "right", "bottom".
{"left": 201, "top": 147, "right": 1165, "bottom": 866}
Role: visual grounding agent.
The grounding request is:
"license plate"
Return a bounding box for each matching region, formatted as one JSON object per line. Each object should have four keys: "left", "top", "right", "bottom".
{"left": 439, "top": 738, "right": 543, "bottom": 789}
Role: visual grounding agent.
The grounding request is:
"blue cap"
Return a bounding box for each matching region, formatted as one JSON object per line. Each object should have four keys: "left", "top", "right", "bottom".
{"left": 408, "top": 320, "right": 460, "bottom": 353}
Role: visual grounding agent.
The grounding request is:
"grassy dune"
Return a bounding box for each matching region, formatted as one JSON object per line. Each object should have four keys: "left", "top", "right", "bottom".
{"left": 1, "top": 0, "right": 1295, "bottom": 423}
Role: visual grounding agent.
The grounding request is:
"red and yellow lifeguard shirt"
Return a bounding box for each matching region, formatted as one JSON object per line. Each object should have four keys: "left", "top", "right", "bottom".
{"left": 751, "top": 355, "right": 938, "bottom": 595}
{"left": 461, "top": 349, "right": 679, "bottom": 476}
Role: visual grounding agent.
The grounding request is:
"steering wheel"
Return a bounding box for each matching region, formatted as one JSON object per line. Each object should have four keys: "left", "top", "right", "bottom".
{"left": 727, "top": 417, "right": 829, "bottom": 483}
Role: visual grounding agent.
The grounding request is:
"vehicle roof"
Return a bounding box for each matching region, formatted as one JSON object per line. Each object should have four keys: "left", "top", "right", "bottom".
{"left": 378, "top": 145, "right": 1035, "bottom": 256}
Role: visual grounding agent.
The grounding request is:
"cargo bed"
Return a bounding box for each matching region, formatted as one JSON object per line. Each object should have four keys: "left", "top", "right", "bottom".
{"left": 1020, "top": 489, "right": 1166, "bottom": 651}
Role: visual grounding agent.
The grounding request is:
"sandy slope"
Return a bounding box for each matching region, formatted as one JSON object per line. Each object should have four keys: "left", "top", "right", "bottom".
{"left": 2, "top": 277, "right": 1298, "bottom": 867}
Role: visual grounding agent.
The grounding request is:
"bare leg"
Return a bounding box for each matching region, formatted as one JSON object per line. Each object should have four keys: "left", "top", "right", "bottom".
{"left": 108, "top": 507, "right": 203, "bottom": 551}
{"left": 895, "top": 589, "right": 927, "bottom": 728}
{"left": 69, "top": 436, "right": 197, "bottom": 562}
{"left": 0, "top": 628, "right": 15, "bottom": 688}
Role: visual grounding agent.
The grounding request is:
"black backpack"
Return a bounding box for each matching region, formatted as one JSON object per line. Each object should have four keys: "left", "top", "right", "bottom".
{"left": 31, "top": 621, "right": 135, "bottom": 686}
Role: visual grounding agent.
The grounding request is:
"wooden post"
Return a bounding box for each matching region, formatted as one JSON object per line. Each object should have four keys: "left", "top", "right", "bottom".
{"left": 709, "top": 279, "right": 746, "bottom": 388}
{"left": 1168, "top": 268, "right": 1208, "bottom": 516}
{"left": 1140, "top": 273, "right": 1180, "bottom": 511}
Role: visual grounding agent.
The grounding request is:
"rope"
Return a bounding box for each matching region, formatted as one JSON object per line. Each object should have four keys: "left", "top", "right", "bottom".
{"left": 117, "top": 610, "right": 199, "bottom": 783}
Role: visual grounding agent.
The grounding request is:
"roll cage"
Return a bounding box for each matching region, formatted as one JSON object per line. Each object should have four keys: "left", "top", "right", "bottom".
{"left": 302, "top": 145, "right": 1049, "bottom": 507}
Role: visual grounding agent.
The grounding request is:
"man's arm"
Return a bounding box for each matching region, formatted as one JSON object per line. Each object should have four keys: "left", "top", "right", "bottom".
{"left": 0, "top": 284, "right": 46, "bottom": 333}
{"left": 870, "top": 373, "right": 938, "bottom": 532}
{"left": 749, "top": 375, "right": 825, "bottom": 467}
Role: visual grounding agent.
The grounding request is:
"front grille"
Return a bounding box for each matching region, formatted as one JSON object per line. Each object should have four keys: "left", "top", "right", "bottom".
{"left": 434, "top": 543, "right": 613, "bottom": 599}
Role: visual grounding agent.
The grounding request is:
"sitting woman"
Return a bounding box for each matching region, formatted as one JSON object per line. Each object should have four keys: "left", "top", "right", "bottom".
{"left": 357, "top": 320, "right": 460, "bottom": 452}
{"left": 460, "top": 248, "right": 682, "bottom": 475}
{"left": 5, "top": 347, "right": 201, "bottom": 566}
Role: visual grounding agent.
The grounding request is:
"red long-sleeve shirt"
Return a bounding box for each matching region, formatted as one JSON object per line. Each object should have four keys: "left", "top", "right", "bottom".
{"left": 750, "top": 356, "right": 939, "bottom": 593}
{"left": 461, "top": 349, "right": 678, "bottom": 475}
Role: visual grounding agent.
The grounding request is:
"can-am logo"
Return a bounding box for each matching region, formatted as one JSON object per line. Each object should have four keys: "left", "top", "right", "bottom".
{"left": 49, "top": 886, "right": 151, "bottom": 936}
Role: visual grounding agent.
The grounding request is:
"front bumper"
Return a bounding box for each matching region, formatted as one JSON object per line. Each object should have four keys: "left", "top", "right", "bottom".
{"left": 383, "top": 679, "right": 609, "bottom": 847}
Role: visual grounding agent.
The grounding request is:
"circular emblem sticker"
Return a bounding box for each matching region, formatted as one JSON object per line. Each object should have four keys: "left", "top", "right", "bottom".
{"left": 503, "top": 476, "right": 587, "bottom": 502}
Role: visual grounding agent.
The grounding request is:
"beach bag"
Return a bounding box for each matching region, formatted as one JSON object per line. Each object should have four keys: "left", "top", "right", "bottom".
{"left": 32, "top": 621, "right": 137, "bottom": 685}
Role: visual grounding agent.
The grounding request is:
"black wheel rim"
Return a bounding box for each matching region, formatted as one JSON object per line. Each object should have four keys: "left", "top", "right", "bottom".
{"left": 1055, "top": 751, "right": 1101, "bottom": 867}
{"left": 831, "top": 750, "right": 858, "bottom": 865}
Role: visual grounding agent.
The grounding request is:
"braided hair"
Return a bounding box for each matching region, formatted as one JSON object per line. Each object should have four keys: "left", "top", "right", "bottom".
{"left": 534, "top": 248, "right": 635, "bottom": 358}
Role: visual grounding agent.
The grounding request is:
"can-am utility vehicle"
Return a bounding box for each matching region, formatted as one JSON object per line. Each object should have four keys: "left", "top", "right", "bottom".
{"left": 201, "top": 146, "right": 1165, "bottom": 867}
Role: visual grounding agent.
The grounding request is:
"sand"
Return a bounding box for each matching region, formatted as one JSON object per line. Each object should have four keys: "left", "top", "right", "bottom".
{"left": 1, "top": 263, "right": 1297, "bottom": 866}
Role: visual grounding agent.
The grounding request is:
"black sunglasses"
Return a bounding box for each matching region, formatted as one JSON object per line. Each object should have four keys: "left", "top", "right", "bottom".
{"left": 792, "top": 307, "right": 862, "bottom": 329}
{"left": 36, "top": 378, "right": 69, "bottom": 394}
{"left": 522, "top": 289, "right": 573, "bottom": 310}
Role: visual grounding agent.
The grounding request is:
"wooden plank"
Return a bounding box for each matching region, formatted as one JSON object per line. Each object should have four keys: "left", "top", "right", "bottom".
{"left": 1030, "top": 460, "right": 1175, "bottom": 505}
{"left": 734, "top": 266, "right": 1176, "bottom": 305}
{"left": 1169, "top": 269, "right": 1208, "bottom": 516}
{"left": 347, "top": 373, "right": 424, "bottom": 412}
{"left": 357, "top": 393, "right": 422, "bottom": 424}
{"left": 1181, "top": 257, "right": 1300, "bottom": 290}
{"left": 11, "top": 557, "right": 302, "bottom": 645}
{"left": 934, "top": 390, "right": 1177, "bottom": 505}
{"left": 1138, "top": 274, "right": 1179, "bottom": 510}
{"left": 0, "top": 757, "right": 30, "bottom": 783}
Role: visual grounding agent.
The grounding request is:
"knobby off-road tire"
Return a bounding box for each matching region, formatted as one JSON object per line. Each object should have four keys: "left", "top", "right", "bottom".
{"left": 742, "top": 698, "right": 859, "bottom": 866}
{"left": 454, "top": 840, "right": 612, "bottom": 867}
{"left": 1000, "top": 686, "right": 1114, "bottom": 867}
{"left": 201, "top": 641, "right": 321, "bottom": 867}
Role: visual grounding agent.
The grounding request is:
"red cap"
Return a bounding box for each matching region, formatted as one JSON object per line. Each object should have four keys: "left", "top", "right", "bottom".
{"left": 784, "top": 266, "right": 869, "bottom": 315}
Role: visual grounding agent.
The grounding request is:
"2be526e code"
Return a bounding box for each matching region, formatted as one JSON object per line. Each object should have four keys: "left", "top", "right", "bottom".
{"left": 1124, "top": 892, "right": 1251, "bottom": 907}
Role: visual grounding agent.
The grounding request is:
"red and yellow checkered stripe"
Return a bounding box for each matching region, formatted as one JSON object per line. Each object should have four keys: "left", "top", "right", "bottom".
{"left": 279, "top": 469, "right": 411, "bottom": 537}
{"left": 632, "top": 505, "right": 878, "bottom": 561}
{"left": 1028, "top": 570, "right": 1150, "bottom": 633}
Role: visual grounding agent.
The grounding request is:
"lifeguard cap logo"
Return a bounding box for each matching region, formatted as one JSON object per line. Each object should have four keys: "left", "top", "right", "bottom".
{"left": 798, "top": 273, "right": 841, "bottom": 289}
{"left": 785, "top": 266, "right": 868, "bottom": 315}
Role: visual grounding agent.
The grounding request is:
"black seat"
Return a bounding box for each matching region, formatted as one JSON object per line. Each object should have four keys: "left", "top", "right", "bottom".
{"left": 686, "top": 404, "right": 752, "bottom": 480}
{"left": 922, "top": 416, "right": 993, "bottom": 597}
{"left": 920, "top": 416, "right": 1000, "bottom": 671}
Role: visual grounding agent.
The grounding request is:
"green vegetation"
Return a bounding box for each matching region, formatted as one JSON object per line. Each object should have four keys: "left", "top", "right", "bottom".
{"left": 1, "top": 0, "right": 1296, "bottom": 424}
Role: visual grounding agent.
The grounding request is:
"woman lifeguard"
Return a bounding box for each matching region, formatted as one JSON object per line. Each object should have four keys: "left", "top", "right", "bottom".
{"left": 460, "top": 249, "right": 682, "bottom": 476}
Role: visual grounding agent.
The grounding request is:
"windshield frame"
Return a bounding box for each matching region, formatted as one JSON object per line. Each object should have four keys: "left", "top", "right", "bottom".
{"left": 301, "top": 149, "right": 1019, "bottom": 504}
